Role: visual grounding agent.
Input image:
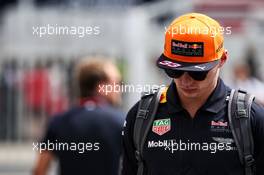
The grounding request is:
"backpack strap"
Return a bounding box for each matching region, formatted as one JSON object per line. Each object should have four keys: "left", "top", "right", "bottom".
{"left": 133, "top": 88, "right": 164, "bottom": 175}
{"left": 228, "top": 89, "right": 255, "bottom": 175}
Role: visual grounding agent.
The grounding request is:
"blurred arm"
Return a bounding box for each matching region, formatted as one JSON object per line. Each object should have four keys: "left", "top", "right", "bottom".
{"left": 33, "top": 150, "right": 54, "bottom": 175}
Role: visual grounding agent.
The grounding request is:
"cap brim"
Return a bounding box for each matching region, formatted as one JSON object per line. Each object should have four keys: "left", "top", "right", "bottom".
{"left": 157, "top": 54, "right": 219, "bottom": 72}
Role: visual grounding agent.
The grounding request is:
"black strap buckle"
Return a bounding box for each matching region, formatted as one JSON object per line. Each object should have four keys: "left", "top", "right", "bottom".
{"left": 135, "top": 150, "right": 142, "bottom": 161}
{"left": 244, "top": 155, "right": 255, "bottom": 167}
{"left": 237, "top": 109, "right": 247, "bottom": 117}
{"left": 137, "top": 109, "right": 148, "bottom": 119}
{"left": 238, "top": 89, "right": 247, "bottom": 94}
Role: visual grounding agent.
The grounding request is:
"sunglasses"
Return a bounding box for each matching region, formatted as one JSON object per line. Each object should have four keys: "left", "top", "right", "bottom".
{"left": 164, "top": 69, "right": 209, "bottom": 81}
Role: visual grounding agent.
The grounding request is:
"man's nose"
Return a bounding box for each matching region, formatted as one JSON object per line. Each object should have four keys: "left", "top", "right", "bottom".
{"left": 179, "top": 72, "right": 194, "bottom": 85}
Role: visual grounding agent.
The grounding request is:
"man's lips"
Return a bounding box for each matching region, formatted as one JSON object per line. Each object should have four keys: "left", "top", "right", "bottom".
{"left": 180, "top": 87, "right": 198, "bottom": 91}
{"left": 179, "top": 86, "right": 197, "bottom": 90}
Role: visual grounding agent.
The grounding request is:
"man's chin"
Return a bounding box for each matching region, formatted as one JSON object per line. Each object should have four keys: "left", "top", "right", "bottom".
{"left": 179, "top": 88, "right": 200, "bottom": 99}
{"left": 181, "top": 87, "right": 198, "bottom": 94}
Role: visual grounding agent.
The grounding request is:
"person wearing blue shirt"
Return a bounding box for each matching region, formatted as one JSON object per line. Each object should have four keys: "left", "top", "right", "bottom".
{"left": 33, "top": 58, "right": 124, "bottom": 175}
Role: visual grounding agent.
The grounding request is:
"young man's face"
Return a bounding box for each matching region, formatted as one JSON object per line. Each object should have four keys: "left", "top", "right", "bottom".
{"left": 173, "top": 64, "right": 220, "bottom": 99}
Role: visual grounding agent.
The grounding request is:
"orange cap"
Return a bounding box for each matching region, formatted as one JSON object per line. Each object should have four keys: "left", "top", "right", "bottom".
{"left": 157, "top": 13, "right": 224, "bottom": 71}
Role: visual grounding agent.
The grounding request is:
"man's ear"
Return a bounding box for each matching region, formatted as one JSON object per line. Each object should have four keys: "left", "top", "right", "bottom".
{"left": 219, "top": 49, "right": 228, "bottom": 67}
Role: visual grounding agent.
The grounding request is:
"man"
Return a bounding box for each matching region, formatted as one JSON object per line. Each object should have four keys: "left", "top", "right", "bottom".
{"left": 122, "top": 13, "right": 264, "bottom": 175}
{"left": 33, "top": 58, "right": 124, "bottom": 175}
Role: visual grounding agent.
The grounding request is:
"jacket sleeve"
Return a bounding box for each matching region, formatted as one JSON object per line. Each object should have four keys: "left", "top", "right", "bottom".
{"left": 251, "top": 101, "right": 264, "bottom": 175}
{"left": 121, "top": 102, "right": 139, "bottom": 175}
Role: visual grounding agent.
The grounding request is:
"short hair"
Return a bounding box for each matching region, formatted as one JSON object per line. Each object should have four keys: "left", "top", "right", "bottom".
{"left": 75, "top": 58, "right": 109, "bottom": 98}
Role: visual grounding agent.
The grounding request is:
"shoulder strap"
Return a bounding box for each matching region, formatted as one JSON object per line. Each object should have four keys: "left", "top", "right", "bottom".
{"left": 133, "top": 88, "right": 163, "bottom": 175}
{"left": 228, "top": 89, "right": 255, "bottom": 175}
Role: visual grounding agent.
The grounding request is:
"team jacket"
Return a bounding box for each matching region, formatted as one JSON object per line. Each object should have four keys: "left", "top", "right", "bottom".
{"left": 122, "top": 79, "right": 264, "bottom": 175}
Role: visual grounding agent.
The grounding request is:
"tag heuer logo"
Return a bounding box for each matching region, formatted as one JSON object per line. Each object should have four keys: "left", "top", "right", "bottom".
{"left": 152, "top": 119, "right": 171, "bottom": 136}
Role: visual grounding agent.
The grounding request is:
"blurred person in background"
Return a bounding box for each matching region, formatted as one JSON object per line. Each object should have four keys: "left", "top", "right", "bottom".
{"left": 231, "top": 63, "right": 264, "bottom": 105}
{"left": 0, "top": 59, "right": 19, "bottom": 141}
{"left": 33, "top": 57, "right": 124, "bottom": 175}
{"left": 23, "top": 60, "right": 51, "bottom": 140}
{"left": 45, "top": 58, "right": 69, "bottom": 116}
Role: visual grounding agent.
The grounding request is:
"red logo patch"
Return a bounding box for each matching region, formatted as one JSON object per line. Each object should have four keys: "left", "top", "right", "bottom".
{"left": 152, "top": 119, "right": 171, "bottom": 136}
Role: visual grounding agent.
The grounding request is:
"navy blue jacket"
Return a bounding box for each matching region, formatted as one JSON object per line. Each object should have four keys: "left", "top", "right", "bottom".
{"left": 122, "top": 79, "right": 264, "bottom": 175}
{"left": 43, "top": 102, "right": 124, "bottom": 175}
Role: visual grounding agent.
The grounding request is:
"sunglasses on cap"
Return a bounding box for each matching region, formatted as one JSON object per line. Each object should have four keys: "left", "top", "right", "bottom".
{"left": 164, "top": 69, "right": 209, "bottom": 81}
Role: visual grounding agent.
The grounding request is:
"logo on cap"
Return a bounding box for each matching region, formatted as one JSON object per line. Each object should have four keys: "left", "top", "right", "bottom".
{"left": 171, "top": 40, "right": 204, "bottom": 57}
{"left": 159, "top": 60, "right": 181, "bottom": 68}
